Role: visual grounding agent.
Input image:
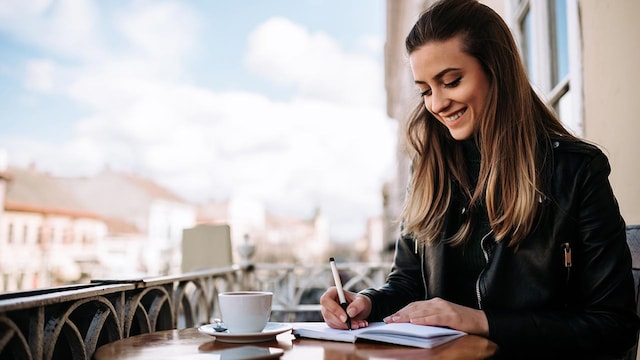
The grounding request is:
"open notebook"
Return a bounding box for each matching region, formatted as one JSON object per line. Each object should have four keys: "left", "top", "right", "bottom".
{"left": 291, "top": 322, "right": 465, "bottom": 349}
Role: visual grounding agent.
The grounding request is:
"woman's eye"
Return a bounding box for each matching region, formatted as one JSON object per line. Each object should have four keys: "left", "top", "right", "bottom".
{"left": 444, "top": 76, "right": 462, "bottom": 88}
{"left": 419, "top": 76, "right": 460, "bottom": 96}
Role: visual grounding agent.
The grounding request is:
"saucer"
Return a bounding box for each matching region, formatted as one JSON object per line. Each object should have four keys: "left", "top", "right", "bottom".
{"left": 198, "top": 322, "right": 293, "bottom": 343}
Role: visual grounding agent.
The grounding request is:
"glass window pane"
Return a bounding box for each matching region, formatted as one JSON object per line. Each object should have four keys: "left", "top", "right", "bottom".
{"left": 556, "top": 89, "right": 576, "bottom": 135}
{"left": 552, "top": 0, "right": 569, "bottom": 84}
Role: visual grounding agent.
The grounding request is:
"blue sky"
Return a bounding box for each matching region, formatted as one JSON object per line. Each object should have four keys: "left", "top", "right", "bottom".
{"left": 0, "top": 0, "right": 396, "bottom": 241}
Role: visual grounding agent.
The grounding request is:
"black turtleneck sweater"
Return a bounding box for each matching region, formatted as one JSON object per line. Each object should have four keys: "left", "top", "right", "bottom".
{"left": 444, "top": 140, "right": 492, "bottom": 309}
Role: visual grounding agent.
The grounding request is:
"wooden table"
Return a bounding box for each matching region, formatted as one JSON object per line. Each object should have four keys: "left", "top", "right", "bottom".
{"left": 94, "top": 326, "right": 498, "bottom": 360}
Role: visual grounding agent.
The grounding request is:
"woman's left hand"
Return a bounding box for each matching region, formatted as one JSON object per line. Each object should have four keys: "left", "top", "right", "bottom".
{"left": 383, "top": 297, "right": 489, "bottom": 336}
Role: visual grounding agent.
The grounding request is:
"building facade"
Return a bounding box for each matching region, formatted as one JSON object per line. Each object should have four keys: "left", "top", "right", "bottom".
{"left": 0, "top": 166, "right": 109, "bottom": 291}
{"left": 0, "top": 164, "right": 197, "bottom": 291}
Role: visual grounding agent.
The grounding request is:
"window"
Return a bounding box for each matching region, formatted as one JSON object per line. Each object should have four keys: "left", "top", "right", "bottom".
{"left": 507, "top": 0, "right": 583, "bottom": 136}
{"left": 2, "top": 273, "right": 8, "bottom": 291}
{"left": 23, "top": 224, "right": 29, "bottom": 244}
{"left": 63, "top": 228, "right": 73, "bottom": 244}
{"left": 7, "top": 223, "right": 14, "bottom": 244}
{"left": 37, "top": 226, "right": 43, "bottom": 245}
{"left": 16, "top": 272, "right": 24, "bottom": 291}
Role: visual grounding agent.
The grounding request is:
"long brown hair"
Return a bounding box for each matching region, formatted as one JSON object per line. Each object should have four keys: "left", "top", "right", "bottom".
{"left": 401, "top": 0, "right": 577, "bottom": 247}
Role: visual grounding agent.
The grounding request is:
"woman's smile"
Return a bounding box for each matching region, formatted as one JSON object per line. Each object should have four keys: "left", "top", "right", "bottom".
{"left": 442, "top": 108, "right": 466, "bottom": 123}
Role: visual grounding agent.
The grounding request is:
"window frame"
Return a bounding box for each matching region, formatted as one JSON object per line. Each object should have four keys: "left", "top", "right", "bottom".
{"left": 506, "top": 0, "right": 583, "bottom": 137}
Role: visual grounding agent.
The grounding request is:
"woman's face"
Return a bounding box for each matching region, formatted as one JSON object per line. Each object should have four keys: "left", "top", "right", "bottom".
{"left": 409, "top": 35, "right": 490, "bottom": 141}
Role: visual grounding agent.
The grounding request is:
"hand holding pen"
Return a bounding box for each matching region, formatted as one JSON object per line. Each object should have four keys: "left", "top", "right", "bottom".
{"left": 329, "top": 257, "right": 352, "bottom": 330}
{"left": 320, "top": 257, "right": 373, "bottom": 330}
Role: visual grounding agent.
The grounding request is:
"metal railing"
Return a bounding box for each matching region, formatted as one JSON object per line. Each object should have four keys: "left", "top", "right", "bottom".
{"left": 0, "top": 262, "right": 391, "bottom": 360}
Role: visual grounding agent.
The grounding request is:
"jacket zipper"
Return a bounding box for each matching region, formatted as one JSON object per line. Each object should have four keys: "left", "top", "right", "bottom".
{"left": 419, "top": 240, "right": 429, "bottom": 298}
{"left": 562, "top": 242, "right": 572, "bottom": 283}
{"left": 475, "top": 231, "right": 493, "bottom": 309}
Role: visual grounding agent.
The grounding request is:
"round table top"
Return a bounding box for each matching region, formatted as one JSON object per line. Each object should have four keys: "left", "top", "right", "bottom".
{"left": 94, "top": 327, "right": 498, "bottom": 360}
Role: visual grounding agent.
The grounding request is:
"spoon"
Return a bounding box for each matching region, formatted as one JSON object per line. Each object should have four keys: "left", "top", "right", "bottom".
{"left": 212, "top": 318, "right": 228, "bottom": 332}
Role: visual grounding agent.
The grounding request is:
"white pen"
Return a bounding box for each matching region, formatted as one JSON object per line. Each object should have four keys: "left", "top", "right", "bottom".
{"left": 329, "top": 257, "right": 352, "bottom": 330}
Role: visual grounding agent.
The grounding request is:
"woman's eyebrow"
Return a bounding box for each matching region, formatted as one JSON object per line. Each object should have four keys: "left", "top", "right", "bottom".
{"left": 414, "top": 68, "right": 462, "bottom": 86}
{"left": 433, "top": 67, "right": 461, "bottom": 81}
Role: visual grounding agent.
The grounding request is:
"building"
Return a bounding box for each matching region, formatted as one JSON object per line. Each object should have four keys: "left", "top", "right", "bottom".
{"left": 0, "top": 165, "right": 108, "bottom": 291}
{"left": 382, "top": 0, "right": 640, "bottom": 250}
{"left": 196, "top": 199, "right": 331, "bottom": 264}
{"left": 0, "top": 163, "right": 197, "bottom": 291}
{"left": 62, "top": 168, "right": 197, "bottom": 276}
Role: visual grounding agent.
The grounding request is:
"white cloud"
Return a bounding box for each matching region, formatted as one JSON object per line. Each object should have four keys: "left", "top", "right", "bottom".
{"left": 0, "top": 4, "right": 396, "bottom": 241}
{"left": 0, "top": 0, "right": 52, "bottom": 19}
{"left": 244, "top": 17, "right": 385, "bottom": 108}
{"left": 0, "top": 0, "right": 103, "bottom": 61}
{"left": 114, "top": 1, "right": 199, "bottom": 75}
{"left": 24, "top": 59, "right": 55, "bottom": 92}
{"left": 359, "top": 35, "right": 384, "bottom": 55}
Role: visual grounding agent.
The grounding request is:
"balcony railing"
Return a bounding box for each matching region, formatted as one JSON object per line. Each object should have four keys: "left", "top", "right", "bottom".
{"left": 0, "top": 262, "right": 391, "bottom": 360}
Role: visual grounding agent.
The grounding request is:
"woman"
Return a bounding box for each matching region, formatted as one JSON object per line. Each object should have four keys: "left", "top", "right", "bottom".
{"left": 320, "top": 0, "right": 639, "bottom": 357}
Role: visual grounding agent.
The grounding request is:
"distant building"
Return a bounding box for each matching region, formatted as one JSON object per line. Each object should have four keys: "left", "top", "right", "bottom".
{"left": 0, "top": 164, "right": 196, "bottom": 291}
{"left": 264, "top": 208, "right": 330, "bottom": 264}
{"left": 363, "top": 215, "right": 386, "bottom": 263}
{"left": 62, "top": 168, "right": 197, "bottom": 276}
{"left": 0, "top": 165, "right": 107, "bottom": 291}
{"left": 197, "top": 199, "right": 331, "bottom": 264}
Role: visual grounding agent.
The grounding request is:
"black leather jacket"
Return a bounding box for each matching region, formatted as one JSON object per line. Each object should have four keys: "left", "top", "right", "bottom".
{"left": 361, "top": 139, "right": 640, "bottom": 358}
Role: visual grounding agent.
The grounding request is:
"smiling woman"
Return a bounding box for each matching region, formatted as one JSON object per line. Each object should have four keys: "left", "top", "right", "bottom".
{"left": 320, "top": 0, "right": 640, "bottom": 358}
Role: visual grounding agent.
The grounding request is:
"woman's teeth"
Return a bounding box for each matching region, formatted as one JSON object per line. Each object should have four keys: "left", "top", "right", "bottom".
{"left": 444, "top": 109, "right": 465, "bottom": 122}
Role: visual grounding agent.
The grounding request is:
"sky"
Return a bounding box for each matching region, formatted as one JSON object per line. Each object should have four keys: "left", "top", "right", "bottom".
{"left": 0, "top": 0, "right": 397, "bottom": 242}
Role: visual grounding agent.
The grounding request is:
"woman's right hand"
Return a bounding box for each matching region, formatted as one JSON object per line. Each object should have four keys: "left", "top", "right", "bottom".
{"left": 320, "top": 286, "right": 372, "bottom": 329}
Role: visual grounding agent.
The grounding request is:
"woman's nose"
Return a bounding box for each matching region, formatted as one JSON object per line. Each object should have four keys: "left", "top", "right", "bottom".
{"left": 428, "top": 90, "right": 450, "bottom": 114}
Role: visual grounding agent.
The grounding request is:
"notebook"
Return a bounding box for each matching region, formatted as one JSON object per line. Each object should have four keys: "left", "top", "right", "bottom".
{"left": 291, "top": 322, "right": 465, "bottom": 348}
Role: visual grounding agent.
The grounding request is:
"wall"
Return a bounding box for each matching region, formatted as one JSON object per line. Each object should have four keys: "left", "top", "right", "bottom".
{"left": 580, "top": 0, "right": 640, "bottom": 225}
{"left": 382, "top": 0, "right": 426, "bottom": 251}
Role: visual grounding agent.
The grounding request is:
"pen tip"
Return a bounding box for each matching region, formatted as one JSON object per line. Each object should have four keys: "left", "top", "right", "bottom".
{"left": 329, "top": 257, "right": 335, "bottom": 262}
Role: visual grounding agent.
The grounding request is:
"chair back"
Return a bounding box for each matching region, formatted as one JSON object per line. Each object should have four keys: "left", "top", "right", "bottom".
{"left": 626, "top": 225, "right": 640, "bottom": 360}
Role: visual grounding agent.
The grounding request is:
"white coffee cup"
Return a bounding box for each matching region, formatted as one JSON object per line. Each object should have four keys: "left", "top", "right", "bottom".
{"left": 218, "top": 291, "right": 273, "bottom": 333}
